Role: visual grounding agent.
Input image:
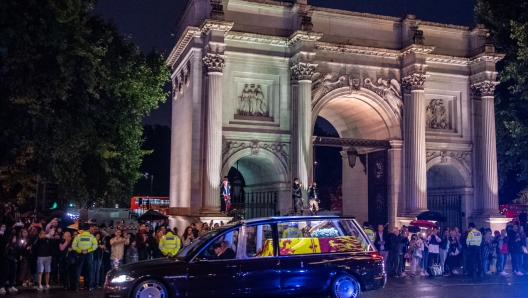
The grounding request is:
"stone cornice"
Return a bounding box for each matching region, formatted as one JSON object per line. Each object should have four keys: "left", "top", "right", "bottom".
{"left": 315, "top": 42, "right": 401, "bottom": 58}
{"left": 426, "top": 54, "right": 470, "bottom": 65}
{"left": 400, "top": 44, "right": 435, "bottom": 56}
{"left": 226, "top": 31, "right": 288, "bottom": 46}
{"left": 311, "top": 6, "right": 400, "bottom": 22}
{"left": 288, "top": 30, "right": 323, "bottom": 46}
{"left": 468, "top": 52, "right": 505, "bottom": 65}
{"left": 420, "top": 21, "right": 469, "bottom": 32}
{"left": 199, "top": 19, "right": 234, "bottom": 36}
{"left": 166, "top": 26, "right": 201, "bottom": 68}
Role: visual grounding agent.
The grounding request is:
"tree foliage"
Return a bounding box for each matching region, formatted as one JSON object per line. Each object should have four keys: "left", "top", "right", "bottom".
{"left": 476, "top": 0, "right": 528, "bottom": 200}
{"left": 0, "top": 0, "right": 169, "bottom": 205}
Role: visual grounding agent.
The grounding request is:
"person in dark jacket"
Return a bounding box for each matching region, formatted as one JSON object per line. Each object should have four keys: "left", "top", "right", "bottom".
{"left": 292, "top": 178, "right": 304, "bottom": 215}
{"left": 31, "top": 230, "right": 54, "bottom": 290}
{"left": 374, "top": 224, "right": 389, "bottom": 265}
{"left": 0, "top": 234, "right": 19, "bottom": 294}
{"left": 508, "top": 224, "right": 525, "bottom": 275}
{"left": 92, "top": 232, "right": 104, "bottom": 288}
{"left": 58, "top": 231, "right": 75, "bottom": 290}
{"left": 307, "top": 182, "right": 320, "bottom": 215}
{"left": 136, "top": 231, "right": 150, "bottom": 261}
{"left": 388, "top": 227, "right": 406, "bottom": 278}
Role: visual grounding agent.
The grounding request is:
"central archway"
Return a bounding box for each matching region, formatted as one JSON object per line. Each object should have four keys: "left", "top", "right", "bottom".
{"left": 311, "top": 87, "right": 402, "bottom": 226}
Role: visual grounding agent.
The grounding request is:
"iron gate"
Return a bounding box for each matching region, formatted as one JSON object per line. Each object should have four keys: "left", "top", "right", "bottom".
{"left": 230, "top": 191, "right": 279, "bottom": 220}
{"left": 427, "top": 195, "right": 462, "bottom": 230}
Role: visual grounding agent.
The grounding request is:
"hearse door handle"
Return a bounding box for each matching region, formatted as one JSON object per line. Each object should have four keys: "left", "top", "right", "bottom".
{"left": 226, "top": 264, "right": 238, "bottom": 268}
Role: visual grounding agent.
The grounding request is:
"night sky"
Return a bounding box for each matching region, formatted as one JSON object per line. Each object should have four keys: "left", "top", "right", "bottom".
{"left": 92, "top": 0, "right": 476, "bottom": 127}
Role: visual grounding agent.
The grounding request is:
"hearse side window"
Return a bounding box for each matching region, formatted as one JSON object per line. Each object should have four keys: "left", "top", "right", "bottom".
{"left": 195, "top": 230, "right": 239, "bottom": 261}
{"left": 277, "top": 219, "right": 374, "bottom": 256}
{"left": 238, "top": 224, "right": 274, "bottom": 259}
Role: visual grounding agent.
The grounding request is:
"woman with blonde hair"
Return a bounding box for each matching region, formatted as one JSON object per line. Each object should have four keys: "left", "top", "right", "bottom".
{"left": 149, "top": 229, "right": 165, "bottom": 259}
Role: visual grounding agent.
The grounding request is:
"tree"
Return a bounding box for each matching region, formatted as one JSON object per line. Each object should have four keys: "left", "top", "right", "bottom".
{"left": 476, "top": 0, "right": 528, "bottom": 201}
{"left": 513, "top": 189, "right": 528, "bottom": 204}
{"left": 0, "top": 0, "right": 169, "bottom": 205}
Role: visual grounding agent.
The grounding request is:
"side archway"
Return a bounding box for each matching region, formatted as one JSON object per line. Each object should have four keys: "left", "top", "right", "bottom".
{"left": 221, "top": 147, "right": 289, "bottom": 191}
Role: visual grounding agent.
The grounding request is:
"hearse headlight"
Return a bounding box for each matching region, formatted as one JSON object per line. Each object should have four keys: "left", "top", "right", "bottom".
{"left": 110, "top": 275, "right": 135, "bottom": 283}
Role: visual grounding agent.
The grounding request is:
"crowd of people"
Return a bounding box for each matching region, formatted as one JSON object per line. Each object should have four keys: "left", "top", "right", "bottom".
{"left": 0, "top": 203, "right": 223, "bottom": 294}
{"left": 367, "top": 219, "right": 528, "bottom": 278}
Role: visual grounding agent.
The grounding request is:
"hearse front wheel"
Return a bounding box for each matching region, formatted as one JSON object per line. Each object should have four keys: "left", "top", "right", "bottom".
{"left": 132, "top": 279, "right": 169, "bottom": 298}
{"left": 330, "top": 274, "right": 361, "bottom": 298}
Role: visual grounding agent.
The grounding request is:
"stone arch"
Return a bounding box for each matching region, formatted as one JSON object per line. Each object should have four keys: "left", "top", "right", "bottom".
{"left": 426, "top": 157, "right": 472, "bottom": 188}
{"left": 221, "top": 147, "right": 289, "bottom": 191}
{"left": 311, "top": 87, "right": 402, "bottom": 140}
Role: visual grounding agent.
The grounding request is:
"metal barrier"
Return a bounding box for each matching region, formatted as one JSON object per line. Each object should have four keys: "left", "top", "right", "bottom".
{"left": 230, "top": 191, "right": 279, "bottom": 219}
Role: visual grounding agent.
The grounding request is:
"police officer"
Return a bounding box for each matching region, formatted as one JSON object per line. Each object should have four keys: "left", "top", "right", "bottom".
{"left": 159, "top": 231, "right": 181, "bottom": 257}
{"left": 283, "top": 222, "right": 302, "bottom": 238}
{"left": 363, "top": 222, "right": 376, "bottom": 243}
{"left": 465, "top": 222, "right": 482, "bottom": 277}
{"left": 72, "top": 223, "right": 98, "bottom": 291}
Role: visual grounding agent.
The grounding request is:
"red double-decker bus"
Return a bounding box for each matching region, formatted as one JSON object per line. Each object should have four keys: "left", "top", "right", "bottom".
{"left": 130, "top": 196, "right": 170, "bottom": 215}
{"left": 499, "top": 204, "right": 528, "bottom": 220}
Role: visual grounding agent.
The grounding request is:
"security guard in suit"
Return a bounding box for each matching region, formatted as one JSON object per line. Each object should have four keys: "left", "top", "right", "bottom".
{"left": 72, "top": 223, "right": 98, "bottom": 291}
{"left": 160, "top": 231, "right": 181, "bottom": 257}
{"left": 465, "top": 222, "right": 482, "bottom": 276}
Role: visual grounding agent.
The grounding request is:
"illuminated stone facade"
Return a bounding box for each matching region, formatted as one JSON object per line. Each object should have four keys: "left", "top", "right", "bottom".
{"left": 167, "top": 0, "right": 504, "bottom": 229}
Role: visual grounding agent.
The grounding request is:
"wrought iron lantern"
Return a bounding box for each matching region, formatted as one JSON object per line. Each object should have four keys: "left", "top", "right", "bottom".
{"left": 347, "top": 147, "right": 358, "bottom": 168}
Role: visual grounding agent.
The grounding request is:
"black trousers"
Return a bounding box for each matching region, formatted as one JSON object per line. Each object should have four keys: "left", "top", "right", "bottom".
{"left": 293, "top": 197, "right": 303, "bottom": 214}
{"left": 467, "top": 246, "right": 482, "bottom": 276}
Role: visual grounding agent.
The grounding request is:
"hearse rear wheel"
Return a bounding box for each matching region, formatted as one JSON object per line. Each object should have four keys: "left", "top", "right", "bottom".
{"left": 133, "top": 279, "right": 168, "bottom": 298}
{"left": 330, "top": 274, "right": 361, "bottom": 298}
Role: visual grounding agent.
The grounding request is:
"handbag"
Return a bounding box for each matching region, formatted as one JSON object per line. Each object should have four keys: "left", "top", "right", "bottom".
{"left": 523, "top": 246, "right": 528, "bottom": 254}
{"left": 413, "top": 249, "right": 422, "bottom": 258}
{"left": 428, "top": 264, "right": 443, "bottom": 277}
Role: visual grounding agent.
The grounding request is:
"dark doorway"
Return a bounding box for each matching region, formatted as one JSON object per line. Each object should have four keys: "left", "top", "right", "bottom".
{"left": 367, "top": 150, "right": 388, "bottom": 227}
{"left": 313, "top": 116, "right": 342, "bottom": 211}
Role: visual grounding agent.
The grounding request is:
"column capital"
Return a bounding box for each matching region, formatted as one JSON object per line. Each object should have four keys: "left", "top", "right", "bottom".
{"left": 290, "top": 62, "right": 317, "bottom": 82}
{"left": 471, "top": 80, "right": 499, "bottom": 97}
{"left": 402, "top": 73, "right": 429, "bottom": 91}
{"left": 202, "top": 53, "right": 225, "bottom": 73}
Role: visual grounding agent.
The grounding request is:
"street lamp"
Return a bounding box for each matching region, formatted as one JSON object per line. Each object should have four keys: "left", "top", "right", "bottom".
{"left": 347, "top": 147, "right": 358, "bottom": 168}
{"left": 145, "top": 173, "right": 154, "bottom": 195}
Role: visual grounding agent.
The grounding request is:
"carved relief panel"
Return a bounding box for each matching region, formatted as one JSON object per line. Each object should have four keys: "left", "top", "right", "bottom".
{"left": 425, "top": 97, "right": 455, "bottom": 132}
{"left": 426, "top": 99, "right": 450, "bottom": 130}
{"left": 237, "top": 84, "right": 269, "bottom": 117}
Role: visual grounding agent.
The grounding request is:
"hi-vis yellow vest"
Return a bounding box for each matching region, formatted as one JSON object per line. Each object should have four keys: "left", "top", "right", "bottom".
{"left": 466, "top": 229, "right": 482, "bottom": 246}
{"left": 72, "top": 231, "right": 97, "bottom": 253}
{"left": 160, "top": 233, "right": 181, "bottom": 256}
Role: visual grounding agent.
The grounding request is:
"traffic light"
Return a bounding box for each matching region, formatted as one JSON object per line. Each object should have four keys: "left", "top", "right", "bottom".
{"left": 139, "top": 198, "right": 143, "bottom": 205}
{"left": 146, "top": 199, "right": 151, "bottom": 210}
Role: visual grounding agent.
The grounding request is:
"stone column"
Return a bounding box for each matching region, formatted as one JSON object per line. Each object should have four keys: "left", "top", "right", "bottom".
{"left": 388, "top": 140, "right": 403, "bottom": 228}
{"left": 290, "top": 62, "right": 317, "bottom": 197}
{"left": 201, "top": 53, "right": 225, "bottom": 214}
{"left": 402, "top": 73, "right": 429, "bottom": 215}
{"left": 472, "top": 81, "right": 500, "bottom": 213}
